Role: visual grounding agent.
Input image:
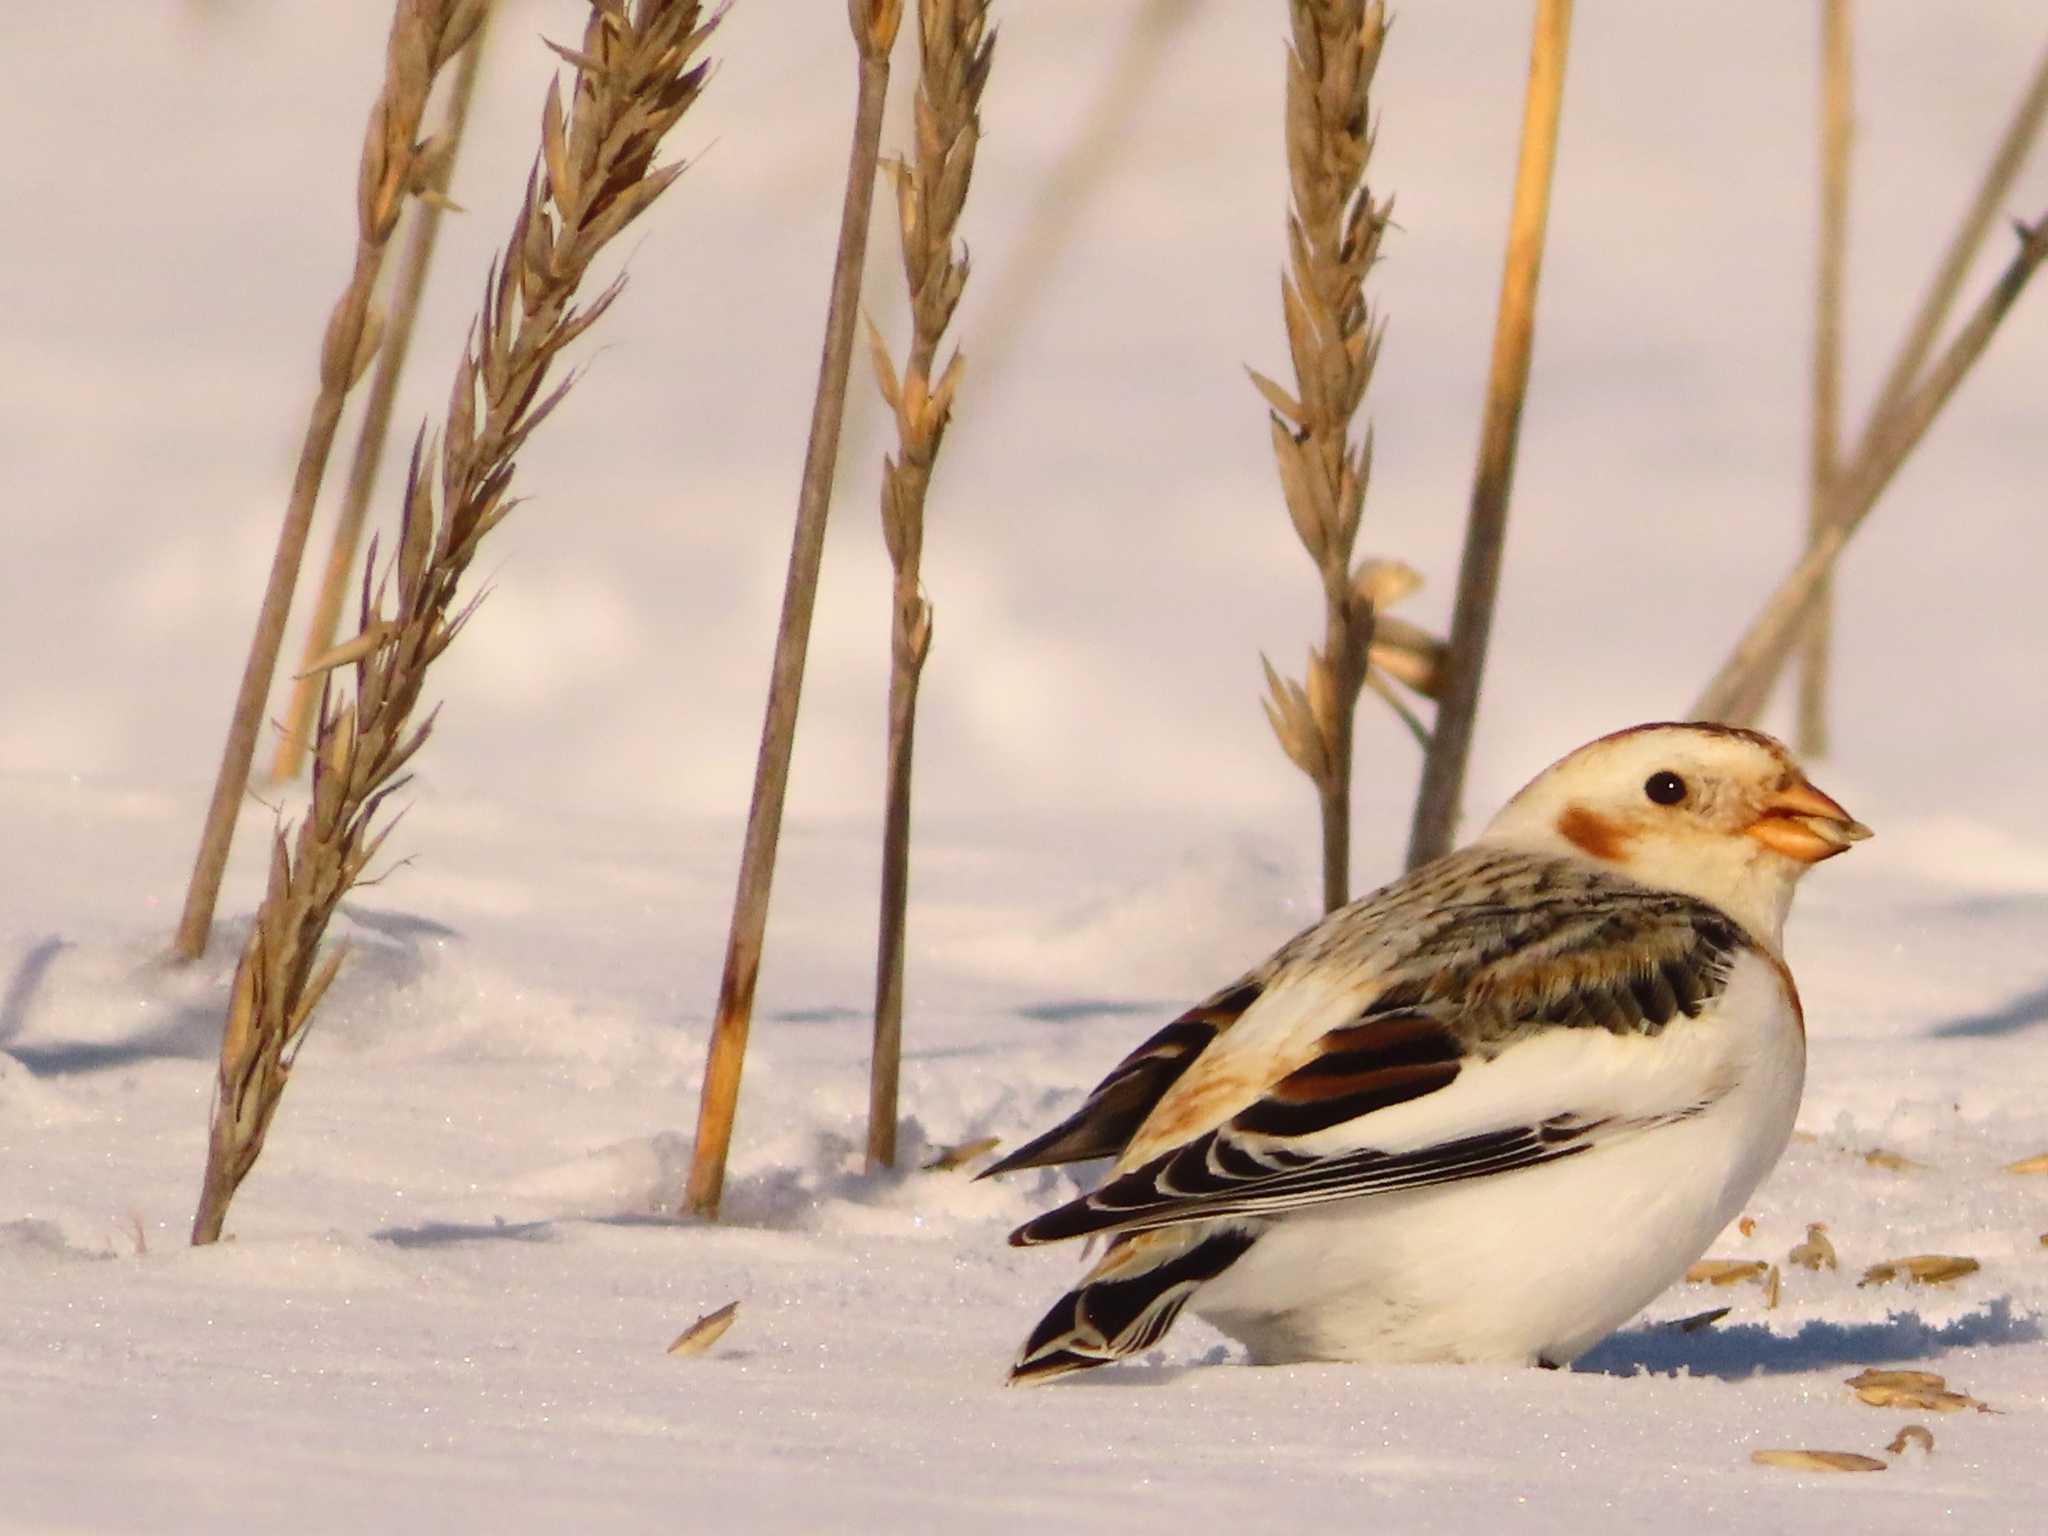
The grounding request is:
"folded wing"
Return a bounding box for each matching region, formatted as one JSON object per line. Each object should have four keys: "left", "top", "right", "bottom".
{"left": 1009, "top": 865, "right": 1754, "bottom": 1246}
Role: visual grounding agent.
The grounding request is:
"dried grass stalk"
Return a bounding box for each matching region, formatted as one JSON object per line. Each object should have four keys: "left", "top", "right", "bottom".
{"left": 682, "top": 0, "right": 905, "bottom": 1220}
{"left": 958, "top": 0, "right": 1190, "bottom": 399}
{"left": 1692, "top": 209, "right": 2048, "bottom": 723}
{"left": 272, "top": 2, "right": 498, "bottom": 785}
{"left": 1253, "top": 0, "right": 1392, "bottom": 913}
{"left": 191, "top": 0, "right": 721, "bottom": 1245}
{"left": 1695, "top": 44, "right": 2048, "bottom": 725}
{"left": 1797, "top": 0, "right": 1852, "bottom": 756}
{"left": 174, "top": 0, "right": 491, "bottom": 962}
{"left": 864, "top": 0, "right": 995, "bottom": 1173}
{"left": 1406, "top": 0, "right": 1572, "bottom": 869}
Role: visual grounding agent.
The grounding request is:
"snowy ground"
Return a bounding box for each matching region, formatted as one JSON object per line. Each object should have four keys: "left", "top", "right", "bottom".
{"left": 5, "top": 1, "right": 2048, "bottom": 1531}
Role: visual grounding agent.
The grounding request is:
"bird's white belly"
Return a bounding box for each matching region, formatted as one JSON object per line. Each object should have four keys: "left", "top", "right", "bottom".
{"left": 1193, "top": 970, "right": 1805, "bottom": 1365}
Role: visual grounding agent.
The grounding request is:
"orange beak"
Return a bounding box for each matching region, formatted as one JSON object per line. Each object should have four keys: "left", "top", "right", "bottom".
{"left": 1746, "top": 779, "right": 1873, "bottom": 863}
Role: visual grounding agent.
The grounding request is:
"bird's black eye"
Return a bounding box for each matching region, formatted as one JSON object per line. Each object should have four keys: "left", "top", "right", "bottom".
{"left": 1644, "top": 771, "right": 1687, "bottom": 806}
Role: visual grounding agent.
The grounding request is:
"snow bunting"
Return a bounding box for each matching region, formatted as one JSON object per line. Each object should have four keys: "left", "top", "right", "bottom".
{"left": 986, "top": 722, "right": 1868, "bottom": 1383}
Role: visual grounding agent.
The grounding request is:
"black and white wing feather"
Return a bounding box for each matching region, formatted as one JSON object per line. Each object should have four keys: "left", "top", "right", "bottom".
{"left": 1006, "top": 854, "right": 1760, "bottom": 1247}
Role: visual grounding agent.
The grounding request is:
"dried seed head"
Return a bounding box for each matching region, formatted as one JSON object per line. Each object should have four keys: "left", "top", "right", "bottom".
{"left": 1352, "top": 557, "right": 1420, "bottom": 611}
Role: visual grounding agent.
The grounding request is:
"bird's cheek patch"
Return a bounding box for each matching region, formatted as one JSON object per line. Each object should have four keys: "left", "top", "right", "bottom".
{"left": 1557, "top": 806, "right": 1631, "bottom": 861}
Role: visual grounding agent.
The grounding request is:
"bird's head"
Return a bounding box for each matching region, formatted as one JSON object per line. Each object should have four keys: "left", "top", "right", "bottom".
{"left": 1481, "top": 722, "right": 1870, "bottom": 944}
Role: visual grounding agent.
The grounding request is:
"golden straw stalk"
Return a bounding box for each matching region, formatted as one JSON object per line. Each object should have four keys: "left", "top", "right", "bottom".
{"left": 683, "top": 0, "right": 907, "bottom": 1219}
{"left": 1406, "top": 0, "right": 1571, "bottom": 869}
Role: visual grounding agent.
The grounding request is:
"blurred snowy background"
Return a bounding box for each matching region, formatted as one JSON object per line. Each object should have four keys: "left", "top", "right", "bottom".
{"left": 3, "top": 1, "right": 2043, "bottom": 882}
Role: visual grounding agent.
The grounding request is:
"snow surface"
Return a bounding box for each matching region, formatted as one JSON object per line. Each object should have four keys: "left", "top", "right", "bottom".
{"left": 4, "top": 1, "right": 2048, "bottom": 1530}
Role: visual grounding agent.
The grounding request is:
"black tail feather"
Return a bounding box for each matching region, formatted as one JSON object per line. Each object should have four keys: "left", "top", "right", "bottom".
{"left": 1008, "top": 1226, "right": 1257, "bottom": 1385}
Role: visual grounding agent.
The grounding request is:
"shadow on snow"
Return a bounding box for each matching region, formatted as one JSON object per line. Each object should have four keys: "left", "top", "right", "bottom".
{"left": 1578, "top": 1296, "right": 2038, "bottom": 1378}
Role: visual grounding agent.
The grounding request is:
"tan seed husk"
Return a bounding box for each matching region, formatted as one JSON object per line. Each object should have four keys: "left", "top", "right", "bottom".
{"left": 1847, "top": 1368, "right": 1945, "bottom": 1391}
{"left": 1846, "top": 1369, "right": 1988, "bottom": 1413}
{"left": 1686, "top": 1258, "right": 1769, "bottom": 1286}
{"left": 667, "top": 1300, "right": 739, "bottom": 1358}
{"left": 1751, "top": 1449, "right": 1887, "bottom": 1473}
{"left": 1859, "top": 1255, "right": 1980, "bottom": 1287}
{"left": 1764, "top": 1262, "right": 1782, "bottom": 1309}
{"left": 2004, "top": 1152, "right": 2048, "bottom": 1174}
{"left": 1788, "top": 1222, "right": 1838, "bottom": 1271}
{"left": 1863, "top": 1147, "right": 1924, "bottom": 1171}
{"left": 1887, "top": 1424, "right": 1935, "bottom": 1456}
{"left": 921, "top": 1135, "right": 1000, "bottom": 1173}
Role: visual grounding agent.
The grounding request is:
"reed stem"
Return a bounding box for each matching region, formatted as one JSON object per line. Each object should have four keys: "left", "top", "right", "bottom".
{"left": 684, "top": 0, "right": 905, "bottom": 1218}
{"left": 1406, "top": 0, "right": 1571, "bottom": 869}
{"left": 1797, "top": 0, "right": 1851, "bottom": 757}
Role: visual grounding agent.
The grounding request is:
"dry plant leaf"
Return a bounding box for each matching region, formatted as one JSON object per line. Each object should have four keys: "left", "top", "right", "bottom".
{"left": 1737, "top": 1216, "right": 1757, "bottom": 1238}
{"left": 1676, "top": 1306, "right": 1732, "bottom": 1333}
{"left": 2004, "top": 1152, "right": 2048, "bottom": 1175}
{"left": 1687, "top": 1258, "right": 1769, "bottom": 1286}
{"left": 667, "top": 1300, "right": 739, "bottom": 1359}
{"left": 1862, "top": 1147, "right": 1924, "bottom": 1172}
{"left": 1859, "top": 1255, "right": 1980, "bottom": 1288}
{"left": 1788, "top": 1223, "right": 1838, "bottom": 1271}
{"left": 1751, "top": 1449, "right": 1887, "bottom": 1473}
{"left": 1887, "top": 1424, "right": 1935, "bottom": 1456}
{"left": 921, "top": 1135, "right": 1000, "bottom": 1173}
{"left": 1846, "top": 1369, "right": 1988, "bottom": 1413}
